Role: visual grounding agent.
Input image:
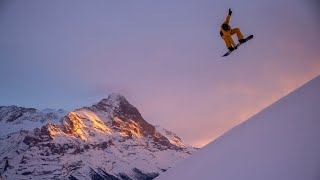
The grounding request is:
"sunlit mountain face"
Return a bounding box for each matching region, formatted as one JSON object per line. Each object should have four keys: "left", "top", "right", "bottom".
{"left": 0, "top": 94, "right": 195, "bottom": 180}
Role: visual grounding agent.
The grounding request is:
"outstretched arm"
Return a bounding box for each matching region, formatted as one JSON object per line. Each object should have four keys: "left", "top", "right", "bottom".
{"left": 224, "top": 8, "right": 232, "bottom": 24}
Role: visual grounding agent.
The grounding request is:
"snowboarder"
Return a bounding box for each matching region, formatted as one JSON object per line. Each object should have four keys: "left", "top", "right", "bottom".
{"left": 220, "top": 8, "right": 248, "bottom": 51}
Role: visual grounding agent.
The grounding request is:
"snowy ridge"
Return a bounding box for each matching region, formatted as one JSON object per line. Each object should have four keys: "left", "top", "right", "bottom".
{"left": 156, "top": 75, "right": 320, "bottom": 180}
{"left": 0, "top": 94, "right": 195, "bottom": 180}
{"left": 0, "top": 106, "right": 67, "bottom": 138}
{"left": 155, "top": 125, "right": 187, "bottom": 148}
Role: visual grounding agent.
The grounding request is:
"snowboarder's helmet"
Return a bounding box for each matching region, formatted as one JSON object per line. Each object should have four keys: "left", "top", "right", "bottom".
{"left": 222, "top": 24, "right": 230, "bottom": 31}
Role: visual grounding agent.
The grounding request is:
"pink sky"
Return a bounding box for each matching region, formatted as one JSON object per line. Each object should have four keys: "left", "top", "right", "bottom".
{"left": 0, "top": 0, "right": 319, "bottom": 147}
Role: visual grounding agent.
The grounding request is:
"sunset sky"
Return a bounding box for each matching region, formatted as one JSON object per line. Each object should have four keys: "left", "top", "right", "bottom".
{"left": 1, "top": 0, "right": 319, "bottom": 147}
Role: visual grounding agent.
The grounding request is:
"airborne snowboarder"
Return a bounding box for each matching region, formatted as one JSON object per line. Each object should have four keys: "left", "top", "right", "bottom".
{"left": 220, "top": 8, "right": 253, "bottom": 57}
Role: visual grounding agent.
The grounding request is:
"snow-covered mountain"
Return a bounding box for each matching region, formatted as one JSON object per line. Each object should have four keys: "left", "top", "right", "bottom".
{"left": 0, "top": 94, "right": 195, "bottom": 180}
{"left": 156, "top": 75, "right": 320, "bottom": 180}
{"left": 154, "top": 126, "right": 189, "bottom": 149}
{"left": 0, "top": 106, "right": 67, "bottom": 137}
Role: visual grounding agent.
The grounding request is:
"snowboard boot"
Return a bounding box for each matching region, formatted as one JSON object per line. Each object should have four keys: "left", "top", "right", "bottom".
{"left": 239, "top": 39, "right": 247, "bottom": 43}
{"left": 228, "top": 46, "right": 234, "bottom": 51}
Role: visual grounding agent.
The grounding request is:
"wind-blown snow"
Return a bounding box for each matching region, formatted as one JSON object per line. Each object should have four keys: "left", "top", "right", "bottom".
{"left": 156, "top": 75, "right": 320, "bottom": 180}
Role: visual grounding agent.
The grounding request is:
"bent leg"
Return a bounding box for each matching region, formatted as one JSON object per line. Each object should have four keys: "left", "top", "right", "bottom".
{"left": 231, "top": 28, "right": 244, "bottom": 40}
{"left": 223, "top": 36, "right": 236, "bottom": 48}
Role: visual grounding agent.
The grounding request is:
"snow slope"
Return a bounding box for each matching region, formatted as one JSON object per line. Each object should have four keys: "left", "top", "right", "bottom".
{"left": 156, "top": 75, "right": 320, "bottom": 180}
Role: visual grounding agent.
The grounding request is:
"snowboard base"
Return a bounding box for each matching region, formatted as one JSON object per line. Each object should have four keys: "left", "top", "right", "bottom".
{"left": 222, "top": 35, "right": 254, "bottom": 57}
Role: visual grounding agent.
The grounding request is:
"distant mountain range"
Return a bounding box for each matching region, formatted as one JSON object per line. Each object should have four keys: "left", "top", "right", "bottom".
{"left": 0, "top": 94, "right": 195, "bottom": 180}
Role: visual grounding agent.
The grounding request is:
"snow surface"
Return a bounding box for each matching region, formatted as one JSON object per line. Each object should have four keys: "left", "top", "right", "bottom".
{"left": 156, "top": 75, "right": 320, "bottom": 180}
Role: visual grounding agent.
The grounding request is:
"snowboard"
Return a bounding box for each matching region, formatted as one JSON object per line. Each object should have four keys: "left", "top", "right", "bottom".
{"left": 222, "top": 35, "right": 254, "bottom": 57}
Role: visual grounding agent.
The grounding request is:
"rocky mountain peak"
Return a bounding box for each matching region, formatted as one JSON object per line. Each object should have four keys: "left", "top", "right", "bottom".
{"left": 0, "top": 106, "right": 37, "bottom": 123}
{"left": 0, "top": 94, "right": 196, "bottom": 180}
{"left": 94, "top": 93, "right": 127, "bottom": 110}
{"left": 80, "top": 94, "right": 173, "bottom": 146}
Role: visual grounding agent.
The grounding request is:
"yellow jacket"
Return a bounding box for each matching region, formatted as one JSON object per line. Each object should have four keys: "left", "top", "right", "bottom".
{"left": 220, "top": 15, "right": 232, "bottom": 37}
{"left": 220, "top": 15, "right": 236, "bottom": 47}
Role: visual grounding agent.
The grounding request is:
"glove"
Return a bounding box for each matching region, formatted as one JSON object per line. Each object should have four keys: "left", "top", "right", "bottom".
{"left": 228, "top": 8, "right": 232, "bottom": 16}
